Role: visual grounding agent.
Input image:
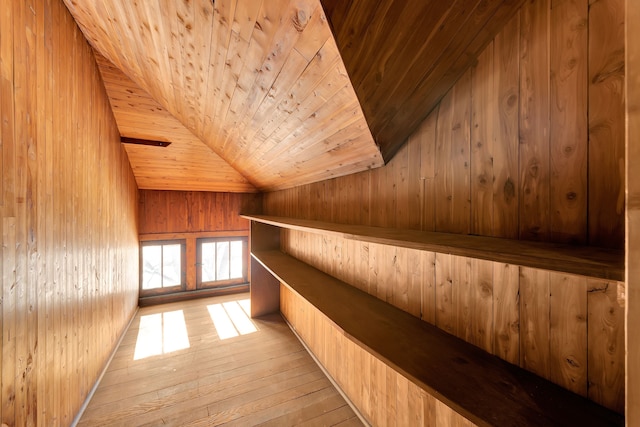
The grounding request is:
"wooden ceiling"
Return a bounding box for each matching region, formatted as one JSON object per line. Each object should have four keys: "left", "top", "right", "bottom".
{"left": 64, "top": 0, "right": 383, "bottom": 192}
{"left": 95, "top": 53, "right": 257, "bottom": 192}
{"left": 64, "top": 0, "right": 525, "bottom": 192}
{"left": 320, "top": 0, "right": 528, "bottom": 161}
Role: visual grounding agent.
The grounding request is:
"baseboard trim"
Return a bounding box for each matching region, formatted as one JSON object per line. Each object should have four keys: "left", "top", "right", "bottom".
{"left": 71, "top": 306, "right": 139, "bottom": 426}
{"left": 138, "top": 284, "right": 249, "bottom": 307}
{"left": 281, "top": 314, "right": 371, "bottom": 427}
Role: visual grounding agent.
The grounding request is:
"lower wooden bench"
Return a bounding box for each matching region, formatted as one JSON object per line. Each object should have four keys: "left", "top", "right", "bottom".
{"left": 251, "top": 249, "right": 623, "bottom": 427}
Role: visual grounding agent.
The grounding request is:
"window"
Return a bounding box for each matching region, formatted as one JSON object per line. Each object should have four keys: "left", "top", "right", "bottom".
{"left": 140, "top": 240, "right": 186, "bottom": 295}
{"left": 197, "top": 237, "right": 248, "bottom": 288}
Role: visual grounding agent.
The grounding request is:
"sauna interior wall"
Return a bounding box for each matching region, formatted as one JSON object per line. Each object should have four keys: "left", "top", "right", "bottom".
{"left": 265, "top": 0, "right": 625, "bottom": 414}
{"left": 265, "top": 0, "right": 625, "bottom": 249}
{"left": 138, "top": 190, "right": 262, "bottom": 235}
{"left": 1, "top": 1, "right": 139, "bottom": 425}
{"left": 626, "top": 0, "right": 640, "bottom": 424}
{"left": 138, "top": 190, "right": 262, "bottom": 290}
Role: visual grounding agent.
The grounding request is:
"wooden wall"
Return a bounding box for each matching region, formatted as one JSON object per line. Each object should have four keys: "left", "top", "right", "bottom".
{"left": 138, "top": 190, "right": 262, "bottom": 292}
{"left": 138, "top": 190, "right": 261, "bottom": 235}
{"left": 280, "top": 229, "right": 625, "bottom": 413}
{"left": 626, "top": 0, "right": 639, "bottom": 423}
{"left": 280, "top": 285, "right": 476, "bottom": 426}
{"left": 264, "top": 0, "right": 626, "bottom": 250}
{"left": 1, "top": 1, "right": 139, "bottom": 425}
{"left": 264, "top": 0, "right": 627, "bottom": 416}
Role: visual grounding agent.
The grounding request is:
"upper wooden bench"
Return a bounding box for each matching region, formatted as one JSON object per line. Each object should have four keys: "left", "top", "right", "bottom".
{"left": 242, "top": 215, "right": 624, "bottom": 281}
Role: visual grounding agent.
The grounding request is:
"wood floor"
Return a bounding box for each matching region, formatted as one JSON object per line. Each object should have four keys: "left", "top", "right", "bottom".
{"left": 78, "top": 293, "right": 361, "bottom": 426}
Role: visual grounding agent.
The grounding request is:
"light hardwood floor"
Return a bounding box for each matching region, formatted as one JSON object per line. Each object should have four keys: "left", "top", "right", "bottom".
{"left": 78, "top": 293, "right": 361, "bottom": 426}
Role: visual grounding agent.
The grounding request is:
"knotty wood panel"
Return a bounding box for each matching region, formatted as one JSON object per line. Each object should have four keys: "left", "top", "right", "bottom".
{"left": 519, "top": 0, "right": 550, "bottom": 241}
{"left": 95, "top": 53, "right": 257, "bottom": 193}
{"left": 320, "top": 0, "right": 527, "bottom": 161}
{"left": 627, "top": 0, "right": 640, "bottom": 422}
{"left": 278, "top": 228, "right": 625, "bottom": 412}
{"left": 588, "top": 0, "right": 625, "bottom": 248}
{"left": 587, "top": 279, "right": 625, "bottom": 413}
{"left": 63, "top": 0, "right": 384, "bottom": 191}
{"left": 549, "top": 0, "right": 588, "bottom": 244}
{"left": 1, "top": 1, "right": 139, "bottom": 424}
{"left": 434, "top": 70, "right": 472, "bottom": 234}
{"left": 138, "top": 190, "right": 262, "bottom": 235}
{"left": 280, "top": 285, "right": 475, "bottom": 427}
{"left": 264, "top": 0, "right": 625, "bottom": 249}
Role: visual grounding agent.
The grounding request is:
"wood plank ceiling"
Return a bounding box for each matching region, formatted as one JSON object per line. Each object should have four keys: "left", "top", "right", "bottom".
{"left": 320, "top": 0, "right": 528, "bottom": 161}
{"left": 64, "top": 0, "right": 525, "bottom": 192}
{"left": 95, "top": 53, "right": 257, "bottom": 192}
{"left": 64, "top": 0, "right": 383, "bottom": 192}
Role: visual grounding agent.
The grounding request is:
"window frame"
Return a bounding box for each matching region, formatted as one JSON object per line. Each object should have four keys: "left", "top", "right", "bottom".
{"left": 196, "top": 236, "right": 248, "bottom": 289}
{"left": 139, "top": 239, "right": 187, "bottom": 297}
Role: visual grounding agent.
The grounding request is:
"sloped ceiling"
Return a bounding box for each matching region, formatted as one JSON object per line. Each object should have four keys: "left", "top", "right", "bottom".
{"left": 65, "top": 0, "right": 526, "bottom": 193}
{"left": 320, "top": 0, "right": 528, "bottom": 161}
{"left": 95, "top": 52, "right": 257, "bottom": 192}
{"left": 64, "top": 0, "right": 383, "bottom": 192}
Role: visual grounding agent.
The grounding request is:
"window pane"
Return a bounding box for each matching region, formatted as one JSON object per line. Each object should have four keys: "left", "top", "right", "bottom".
{"left": 230, "top": 241, "right": 243, "bottom": 279}
{"left": 163, "top": 244, "right": 182, "bottom": 287}
{"left": 202, "top": 242, "right": 216, "bottom": 282}
{"left": 142, "top": 245, "right": 162, "bottom": 290}
{"left": 216, "top": 241, "right": 230, "bottom": 280}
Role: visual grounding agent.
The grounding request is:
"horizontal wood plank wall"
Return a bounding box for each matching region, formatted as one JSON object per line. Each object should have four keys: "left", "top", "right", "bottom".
{"left": 264, "top": 0, "right": 625, "bottom": 249}
{"left": 281, "top": 229, "right": 625, "bottom": 413}
{"left": 138, "top": 190, "right": 262, "bottom": 235}
{"left": 280, "top": 284, "right": 476, "bottom": 427}
{"left": 1, "top": 0, "right": 139, "bottom": 425}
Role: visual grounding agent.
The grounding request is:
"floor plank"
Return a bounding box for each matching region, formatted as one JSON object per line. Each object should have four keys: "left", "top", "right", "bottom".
{"left": 78, "top": 293, "right": 360, "bottom": 426}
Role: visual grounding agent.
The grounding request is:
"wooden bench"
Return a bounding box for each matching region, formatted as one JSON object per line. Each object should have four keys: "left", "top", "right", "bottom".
{"left": 252, "top": 248, "right": 623, "bottom": 426}
{"left": 243, "top": 215, "right": 623, "bottom": 281}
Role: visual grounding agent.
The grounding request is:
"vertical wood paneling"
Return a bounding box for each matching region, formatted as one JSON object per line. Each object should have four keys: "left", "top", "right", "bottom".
{"left": 138, "top": 190, "right": 262, "bottom": 234}
{"left": 264, "top": 0, "right": 627, "bottom": 414}
{"left": 549, "top": 0, "right": 588, "bottom": 244}
{"left": 435, "top": 254, "right": 454, "bottom": 335}
{"left": 588, "top": 0, "right": 625, "bottom": 248}
{"left": 519, "top": 0, "right": 550, "bottom": 241}
{"left": 453, "top": 255, "right": 473, "bottom": 343}
{"left": 587, "top": 279, "right": 625, "bottom": 413}
{"left": 471, "top": 42, "right": 496, "bottom": 236}
{"left": 1, "top": 1, "right": 139, "bottom": 424}
{"left": 279, "top": 227, "right": 624, "bottom": 412}
{"left": 420, "top": 251, "right": 437, "bottom": 324}
{"left": 435, "top": 70, "right": 471, "bottom": 234}
{"left": 492, "top": 13, "right": 520, "bottom": 239}
{"left": 471, "top": 259, "right": 493, "bottom": 353}
{"left": 417, "top": 105, "right": 438, "bottom": 232}
{"left": 520, "top": 267, "right": 550, "bottom": 378}
{"left": 262, "top": 0, "right": 624, "bottom": 249}
{"left": 549, "top": 273, "right": 587, "bottom": 396}
{"left": 493, "top": 263, "right": 520, "bottom": 365}
{"left": 627, "top": 0, "right": 640, "bottom": 422}
{"left": 279, "top": 284, "right": 477, "bottom": 427}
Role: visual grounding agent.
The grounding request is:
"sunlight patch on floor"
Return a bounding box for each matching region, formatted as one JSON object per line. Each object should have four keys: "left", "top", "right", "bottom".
{"left": 207, "top": 299, "right": 257, "bottom": 340}
{"left": 133, "top": 309, "right": 190, "bottom": 360}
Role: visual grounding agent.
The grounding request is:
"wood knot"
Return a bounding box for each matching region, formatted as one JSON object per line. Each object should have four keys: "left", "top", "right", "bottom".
{"left": 293, "top": 9, "right": 309, "bottom": 32}
{"left": 503, "top": 178, "right": 515, "bottom": 202}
